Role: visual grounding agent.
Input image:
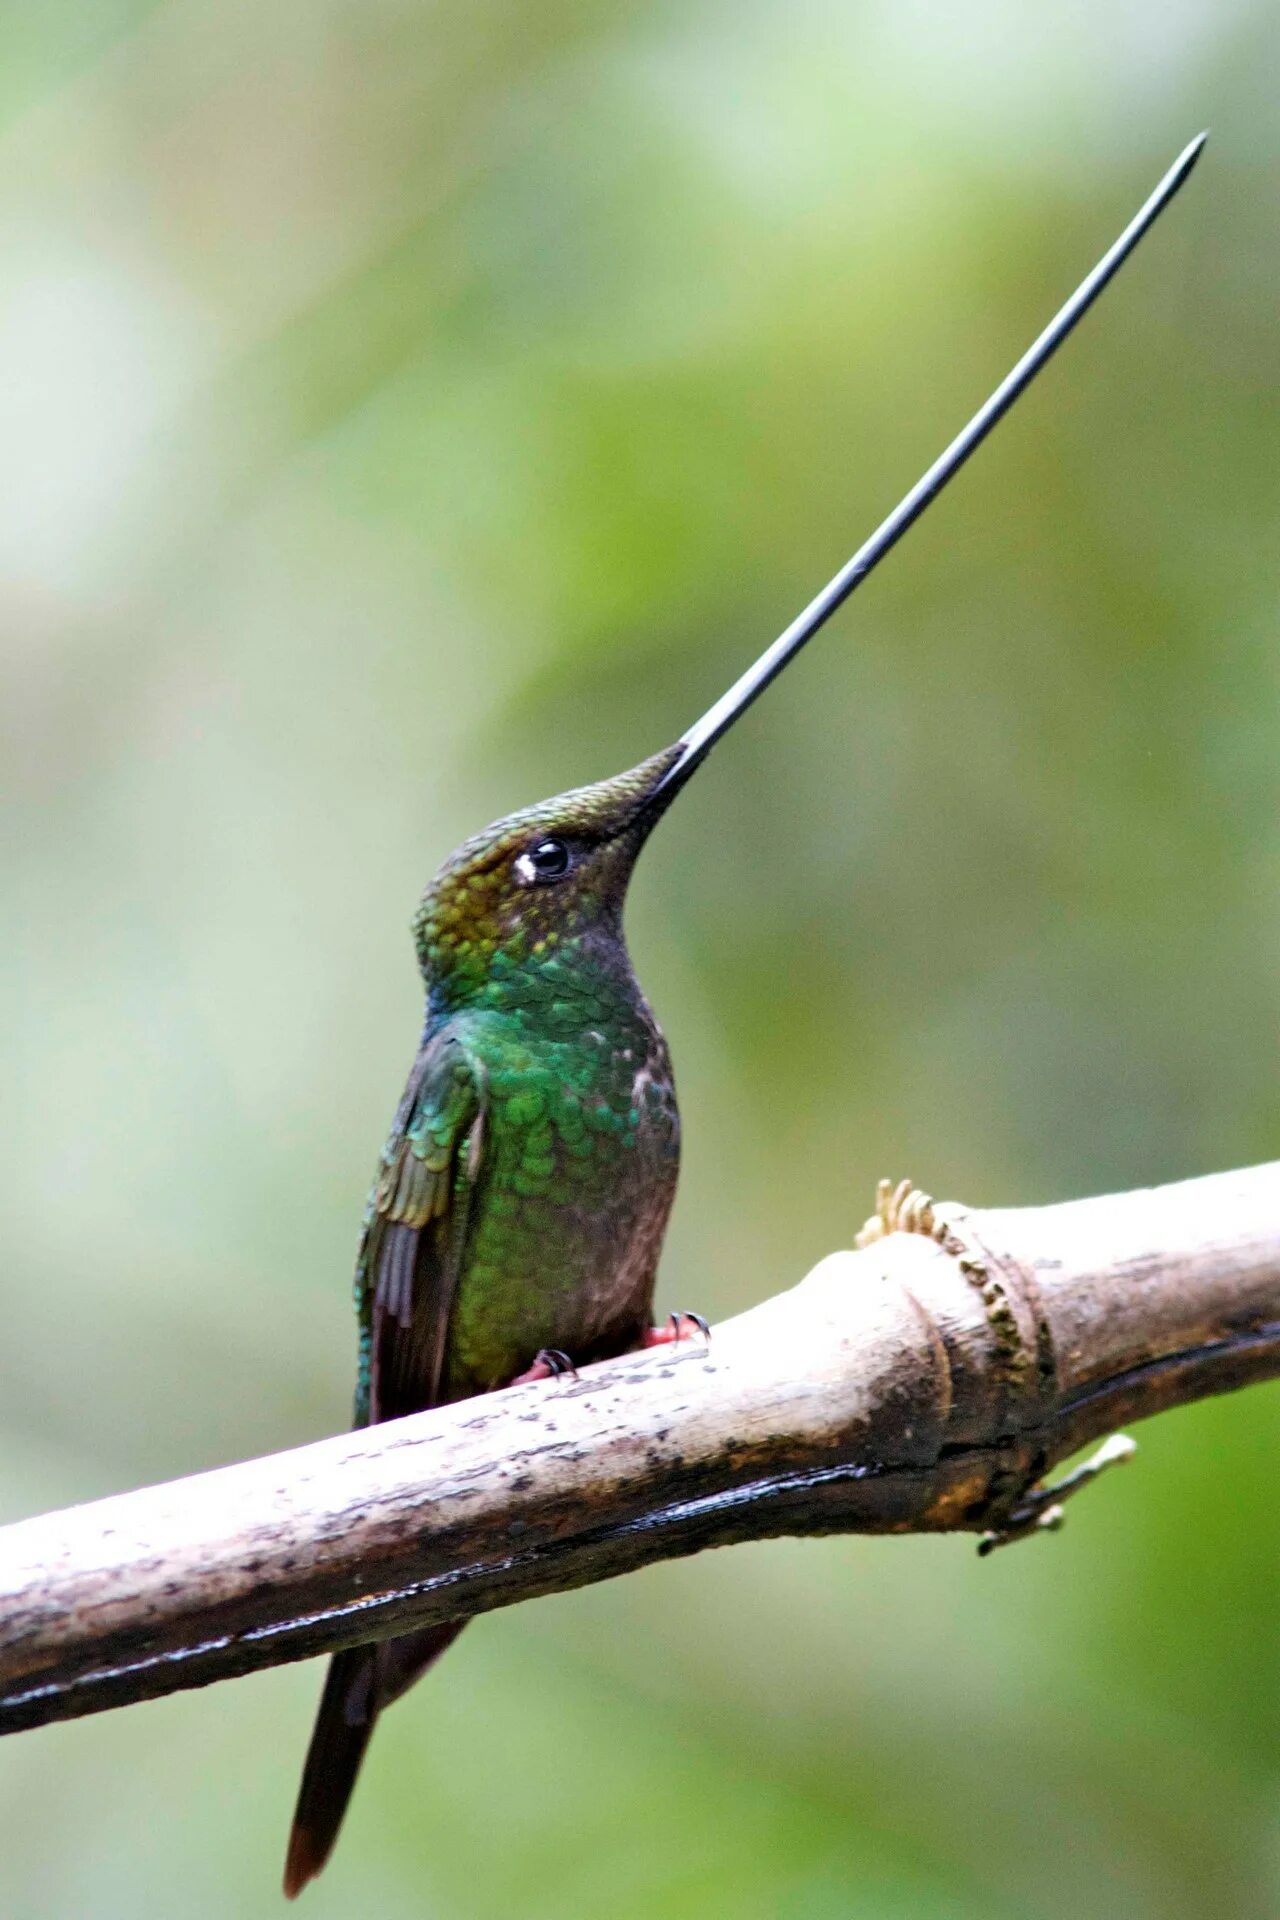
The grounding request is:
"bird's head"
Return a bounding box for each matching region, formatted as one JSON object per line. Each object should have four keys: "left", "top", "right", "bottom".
{"left": 414, "top": 744, "right": 683, "bottom": 1013}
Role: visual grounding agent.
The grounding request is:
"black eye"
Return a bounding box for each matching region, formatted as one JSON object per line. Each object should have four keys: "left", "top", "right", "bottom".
{"left": 526, "top": 837, "right": 571, "bottom": 879}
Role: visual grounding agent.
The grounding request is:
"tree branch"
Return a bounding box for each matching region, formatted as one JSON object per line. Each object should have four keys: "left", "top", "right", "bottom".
{"left": 3, "top": 1162, "right": 1278, "bottom": 1735}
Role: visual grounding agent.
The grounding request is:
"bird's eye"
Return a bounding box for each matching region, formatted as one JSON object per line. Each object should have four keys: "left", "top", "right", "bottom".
{"left": 516, "top": 837, "right": 572, "bottom": 885}
{"left": 529, "top": 837, "right": 570, "bottom": 876}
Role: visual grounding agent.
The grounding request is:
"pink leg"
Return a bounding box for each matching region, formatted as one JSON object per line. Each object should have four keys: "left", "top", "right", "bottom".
{"left": 642, "top": 1310, "right": 711, "bottom": 1349}
{"left": 510, "top": 1316, "right": 711, "bottom": 1389}
{"left": 508, "top": 1347, "right": 578, "bottom": 1387}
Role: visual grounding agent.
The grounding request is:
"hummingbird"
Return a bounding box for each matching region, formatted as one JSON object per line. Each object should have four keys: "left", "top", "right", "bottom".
{"left": 283, "top": 135, "right": 1205, "bottom": 1897}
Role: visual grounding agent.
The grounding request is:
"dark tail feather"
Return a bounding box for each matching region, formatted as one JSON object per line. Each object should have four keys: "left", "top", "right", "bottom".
{"left": 283, "top": 1647, "right": 376, "bottom": 1900}
{"left": 283, "top": 1622, "right": 466, "bottom": 1900}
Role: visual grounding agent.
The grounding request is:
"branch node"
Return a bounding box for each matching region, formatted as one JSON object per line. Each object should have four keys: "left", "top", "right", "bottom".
{"left": 857, "top": 1178, "right": 1034, "bottom": 1388}
{"left": 977, "top": 1433, "right": 1138, "bottom": 1556}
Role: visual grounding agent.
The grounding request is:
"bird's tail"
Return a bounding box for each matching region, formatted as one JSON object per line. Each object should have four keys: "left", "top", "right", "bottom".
{"left": 283, "top": 1621, "right": 466, "bottom": 1899}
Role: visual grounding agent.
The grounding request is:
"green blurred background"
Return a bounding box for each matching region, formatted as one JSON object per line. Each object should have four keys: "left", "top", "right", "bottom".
{"left": 3, "top": 4, "right": 1278, "bottom": 1916}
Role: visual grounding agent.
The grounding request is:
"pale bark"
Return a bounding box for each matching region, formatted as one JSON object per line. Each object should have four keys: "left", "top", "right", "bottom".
{"left": 2, "top": 1162, "right": 1277, "bottom": 1735}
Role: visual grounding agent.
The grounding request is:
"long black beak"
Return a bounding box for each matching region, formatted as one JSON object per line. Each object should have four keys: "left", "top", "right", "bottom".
{"left": 644, "top": 132, "right": 1206, "bottom": 811}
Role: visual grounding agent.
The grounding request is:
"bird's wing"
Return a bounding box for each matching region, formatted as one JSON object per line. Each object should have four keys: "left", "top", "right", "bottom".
{"left": 353, "top": 1028, "right": 485, "bottom": 1426}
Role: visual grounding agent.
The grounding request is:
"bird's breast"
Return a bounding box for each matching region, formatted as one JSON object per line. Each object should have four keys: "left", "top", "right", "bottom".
{"left": 442, "top": 1009, "right": 679, "bottom": 1394}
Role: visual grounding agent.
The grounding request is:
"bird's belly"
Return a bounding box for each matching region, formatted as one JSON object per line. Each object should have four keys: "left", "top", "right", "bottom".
{"left": 441, "top": 1057, "right": 679, "bottom": 1397}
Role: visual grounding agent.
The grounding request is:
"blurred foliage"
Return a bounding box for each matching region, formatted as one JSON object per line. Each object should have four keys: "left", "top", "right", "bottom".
{"left": 3, "top": 3, "right": 1279, "bottom": 1916}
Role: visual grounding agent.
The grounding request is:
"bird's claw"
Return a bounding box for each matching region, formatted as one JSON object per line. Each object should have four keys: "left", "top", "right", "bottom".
{"left": 511, "top": 1347, "right": 579, "bottom": 1386}
{"left": 643, "top": 1310, "right": 712, "bottom": 1349}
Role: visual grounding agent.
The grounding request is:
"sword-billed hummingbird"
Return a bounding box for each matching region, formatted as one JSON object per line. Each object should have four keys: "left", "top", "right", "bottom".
{"left": 284, "top": 135, "right": 1205, "bottom": 1896}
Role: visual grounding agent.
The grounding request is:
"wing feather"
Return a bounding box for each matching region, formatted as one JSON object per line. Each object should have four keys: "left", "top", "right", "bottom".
{"left": 354, "top": 1030, "right": 483, "bottom": 1426}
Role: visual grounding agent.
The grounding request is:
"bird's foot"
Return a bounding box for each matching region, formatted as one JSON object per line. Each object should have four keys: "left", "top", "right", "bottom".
{"left": 977, "top": 1433, "right": 1137, "bottom": 1556}
{"left": 509, "top": 1347, "right": 579, "bottom": 1387}
{"left": 642, "top": 1310, "right": 711, "bottom": 1349}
